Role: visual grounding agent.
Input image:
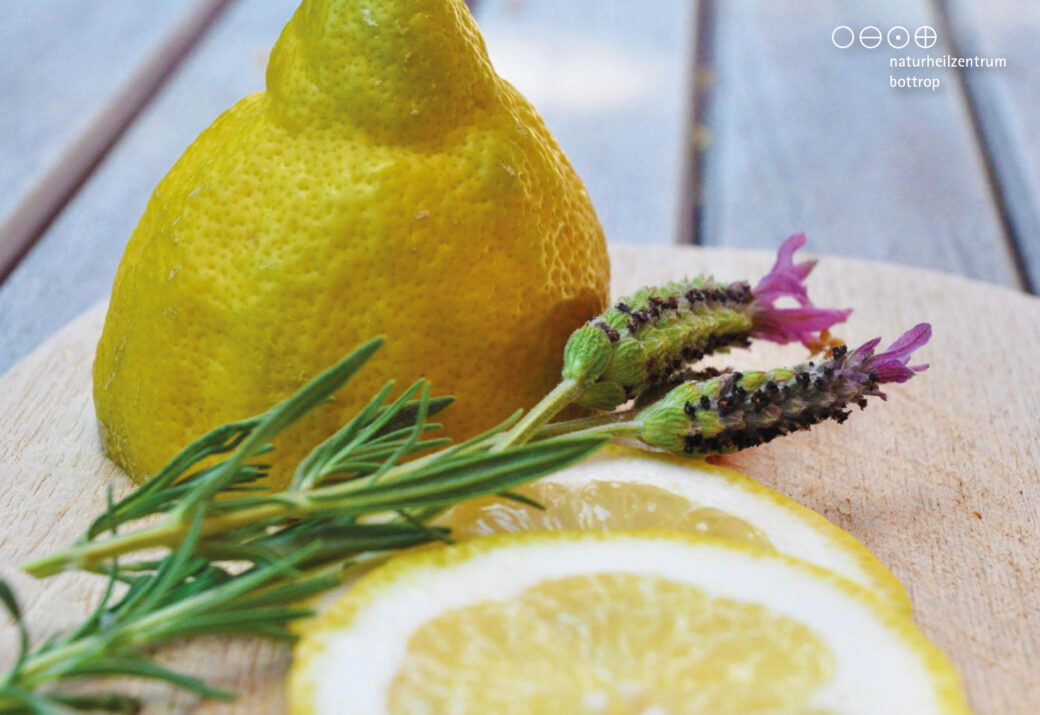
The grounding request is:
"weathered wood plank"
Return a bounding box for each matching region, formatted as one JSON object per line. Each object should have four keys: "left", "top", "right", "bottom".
{"left": 0, "top": 0, "right": 693, "bottom": 375}
{"left": 940, "top": 0, "right": 1040, "bottom": 291}
{"left": 471, "top": 0, "right": 695, "bottom": 245}
{"left": 0, "top": 0, "right": 300, "bottom": 374}
{"left": 694, "top": 0, "right": 1023, "bottom": 288}
{"left": 0, "top": 0, "right": 229, "bottom": 281}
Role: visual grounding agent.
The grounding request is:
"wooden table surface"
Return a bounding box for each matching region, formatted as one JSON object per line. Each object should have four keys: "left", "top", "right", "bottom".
{"left": 2, "top": 244, "right": 1039, "bottom": 713}
{"left": 1, "top": 1, "right": 1039, "bottom": 374}
{"left": 0, "top": 5, "right": 1039, "bottom": 709}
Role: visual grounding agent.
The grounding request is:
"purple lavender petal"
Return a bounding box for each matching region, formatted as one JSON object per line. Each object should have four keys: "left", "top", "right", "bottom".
{"left": 847, "top": 336, "right": 882, "bottom": 364}
{"left": 753, "top": 234, "right": 813, "bottom": 305}
{"left": 752, "top": 306, "right": 853, "bottom": 344}
{"left": 754, "top": 274, "right": 812, "bottom": 307}
{"left": 872, "top": 363, "right": 918, "bottom": 384}
{"left": 791, "top": 258, "right": 817, "bottom": 282}
{"left": 766, "top": 233, "right": 807, "bottom": 277}
{"left": 857, "top": 324, "right": 932, "bottom": 384}
{"left": 750, "top": 234, "right": 852, "bottom": 345}
{"left": 876, "top": 323, "right": 932, "bottom": 362}
{"left": 774, "top": 233, "right": 817, "bottom": 282}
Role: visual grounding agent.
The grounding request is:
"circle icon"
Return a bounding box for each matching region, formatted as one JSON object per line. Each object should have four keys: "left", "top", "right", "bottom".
{"left": 831, "top": 25, "right": 855, "bottom": 49}
{"left": 887, "top": 26, "right": 910, "bottom": 49}
{"left": 914, "top": 26, "right": 937, "bottom": 48}
{"left": 859, "top": 26, "right": 882, "bottom": 49}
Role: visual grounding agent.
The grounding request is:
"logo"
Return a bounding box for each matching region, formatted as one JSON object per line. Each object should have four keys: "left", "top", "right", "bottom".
{"left": 832, "top": 25, "right": 938, "bottom": 49}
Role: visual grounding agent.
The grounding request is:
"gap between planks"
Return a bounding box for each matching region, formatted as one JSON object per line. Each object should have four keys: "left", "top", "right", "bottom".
{"left": 934, "top": 0, "right": 1039, "bottom": 294}
{"left": 677, "top": 0, "right": 714, "bottom": 246}
{"left": 0, "top": 0, "right": 233, "bottom": 285}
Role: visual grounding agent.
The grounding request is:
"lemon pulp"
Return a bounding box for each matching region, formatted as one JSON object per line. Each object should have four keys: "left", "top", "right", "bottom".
{"left": 388, "top": 572, "right": 833, "bottom": 714}
{"left": 442, "top": 480, "right": 773, "bottom": 550}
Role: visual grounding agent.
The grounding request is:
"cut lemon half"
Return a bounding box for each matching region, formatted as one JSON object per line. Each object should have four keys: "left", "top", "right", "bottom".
{"left": 436, "top": 446, "right": 909, "bottom": 612}
{"left": 289, "top": 531, "right": 968, "bottom": 714}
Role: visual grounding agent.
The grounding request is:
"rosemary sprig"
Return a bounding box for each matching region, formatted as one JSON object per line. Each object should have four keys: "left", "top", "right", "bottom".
{"left": 3, "top": 337, "right": 606, "bottom": 711}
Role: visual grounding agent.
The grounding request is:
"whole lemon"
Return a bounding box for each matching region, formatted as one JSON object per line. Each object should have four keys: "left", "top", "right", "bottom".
{"left": 94, "top": 0, "right": 609, "bottom": 487}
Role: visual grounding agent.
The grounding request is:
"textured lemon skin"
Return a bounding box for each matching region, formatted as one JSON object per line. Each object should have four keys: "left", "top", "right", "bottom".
{"left": 93, "top": 0, "right": 609, "bottom": 485}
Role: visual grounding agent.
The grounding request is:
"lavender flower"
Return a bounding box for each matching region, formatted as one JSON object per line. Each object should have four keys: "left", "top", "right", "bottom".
{"left": 636, "top": 324, "right": 932, "bottom": 456}
{"left": 565, "top": 234, "right": 852, "bottom": 409}
{"left": 749, "top": 233, "right": 853, "bottom": 345}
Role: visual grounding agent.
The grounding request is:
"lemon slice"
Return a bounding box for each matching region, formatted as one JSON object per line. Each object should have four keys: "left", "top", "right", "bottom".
{"left": 437, "top": 446, "right": 909, "bottom": 611}
{"left": 289, "top": 531, "right": 968, "bottom": 714}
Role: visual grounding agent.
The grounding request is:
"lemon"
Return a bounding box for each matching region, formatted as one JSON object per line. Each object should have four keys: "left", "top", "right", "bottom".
{"left": 93, "top": 0, "right": 609, "bottom": 486}
{"left": 289, "top": 531, "right": 968, "bottom": 714}
{"left": 437, "top": 446, "right": 910, "bottom": 611}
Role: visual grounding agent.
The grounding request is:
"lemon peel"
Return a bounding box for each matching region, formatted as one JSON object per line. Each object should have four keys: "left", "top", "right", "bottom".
{"left": 94, "top": 0, "right": 609, "bottom": 486}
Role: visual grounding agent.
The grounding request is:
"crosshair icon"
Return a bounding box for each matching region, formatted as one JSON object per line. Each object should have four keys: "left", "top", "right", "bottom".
{"left": 915, "top": 26, "right": 937, "bottom": 48}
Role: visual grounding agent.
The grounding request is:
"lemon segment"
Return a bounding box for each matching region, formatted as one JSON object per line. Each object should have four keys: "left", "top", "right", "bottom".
{"left": 437, "top": 446, "right": 910, "bottom": 612}
{"left": 289, "top": 531, "right": 969, "bottom": 714}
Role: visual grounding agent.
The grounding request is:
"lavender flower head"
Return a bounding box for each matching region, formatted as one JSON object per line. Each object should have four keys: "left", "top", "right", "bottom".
{"left": 562, "top": 234, "right": 853, "bottom": 410}
{"left": 750, "top": 233, "right": 853, "bottom": 345}
{"left": 637, "top": 324, "right": 933, "bottom": 456}
{"left": 848, "top": 322, "right": 931, "bottom": 393}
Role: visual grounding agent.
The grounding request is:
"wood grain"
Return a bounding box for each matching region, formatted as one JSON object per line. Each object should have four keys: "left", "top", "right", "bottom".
{"left": 694, "top": 0, "right": 1023, "bottom": 289}
{"left": 1, "top": 244, "right": 1038, "bottom": 712}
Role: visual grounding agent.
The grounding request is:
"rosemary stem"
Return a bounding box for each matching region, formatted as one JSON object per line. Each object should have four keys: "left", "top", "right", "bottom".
{"left": 14, "top": 560, "right": 343, "bottom": 691}
{"left": 15, "top": 632, "right": 106, "bottom": 688}
{"left": 23, "top": 503, "right": 289, "bottom": 578}
{"left": 534, "top": 410, "right": 637, "bottom": 439}
{"left": 25, "top": 418, "right": 626, "bottom": 577}
{"left": 23, "top": 431, "right": 512, "bottom": 578}
{"left": 495, "top": 378, "right": 584, "bottom": 450}
{"left": 554, "top": 421, "right": 643, "bottom": 442}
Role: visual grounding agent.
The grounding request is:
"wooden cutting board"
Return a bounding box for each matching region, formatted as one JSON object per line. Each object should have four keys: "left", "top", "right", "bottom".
{"left": 2, "top": 244, "right": 1038, "bottom": 713}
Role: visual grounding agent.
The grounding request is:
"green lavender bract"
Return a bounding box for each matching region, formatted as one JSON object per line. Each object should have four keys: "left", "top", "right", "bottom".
{"left": 578, "top": 279, "right": 756, "bottom": 407}
{"left": 638, "top": 324, "right": 932, "bottom": 456}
